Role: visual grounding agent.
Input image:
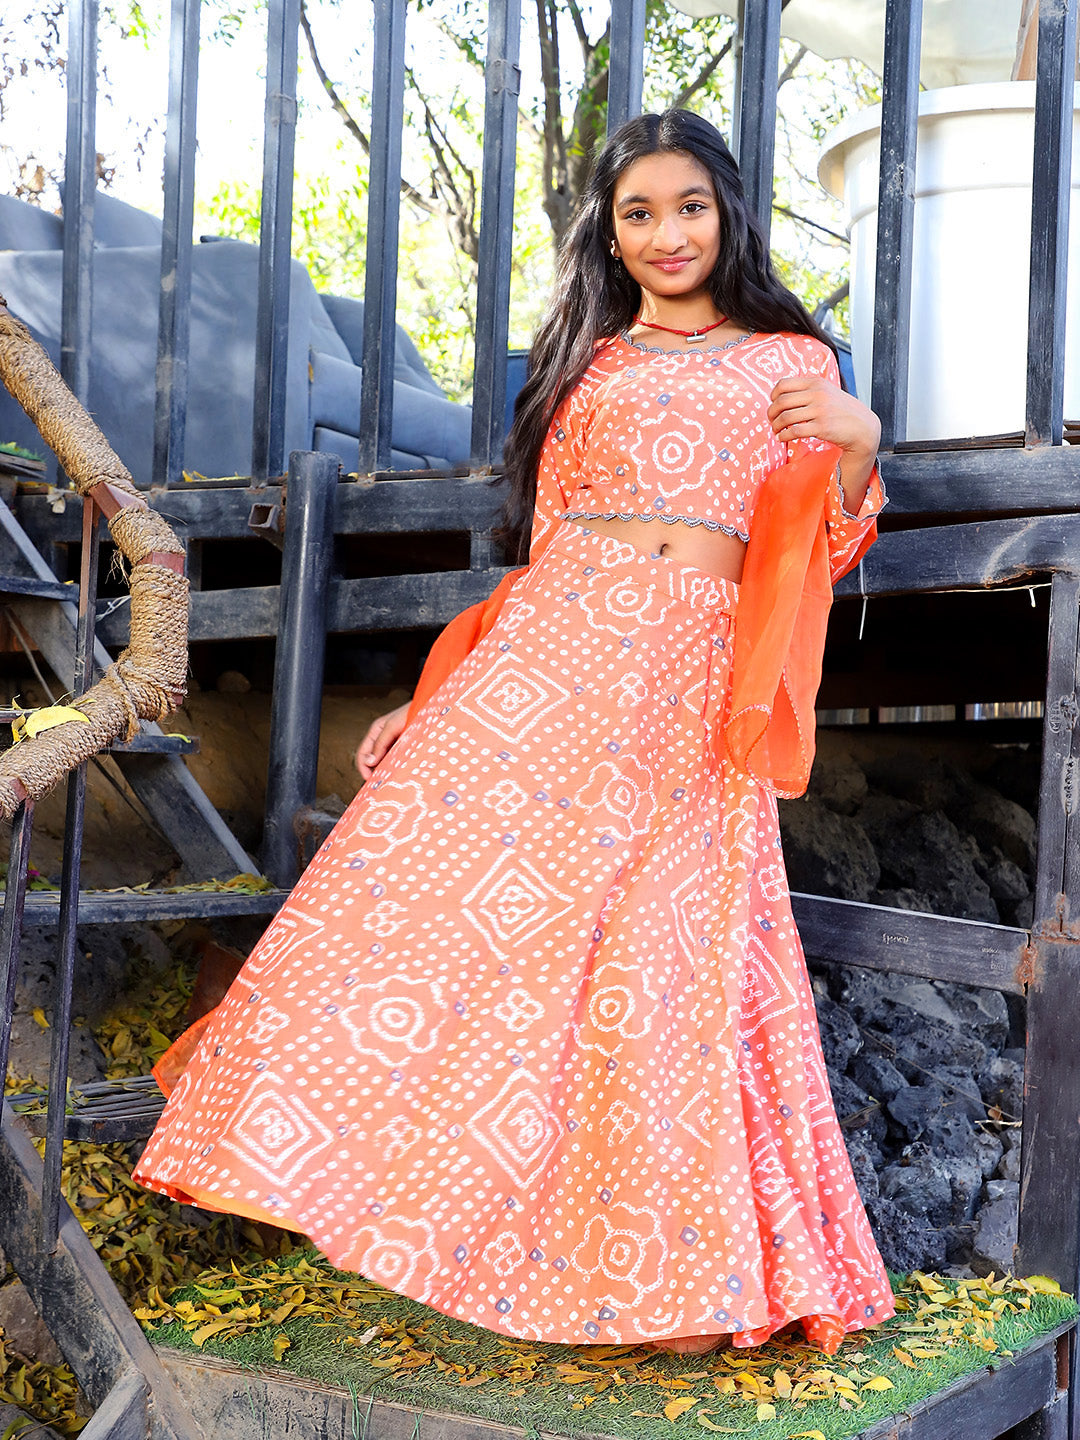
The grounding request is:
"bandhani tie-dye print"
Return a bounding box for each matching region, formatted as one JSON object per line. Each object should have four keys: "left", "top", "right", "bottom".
{"left": 135, "top": 333, "right": 894, "bottom": 1352}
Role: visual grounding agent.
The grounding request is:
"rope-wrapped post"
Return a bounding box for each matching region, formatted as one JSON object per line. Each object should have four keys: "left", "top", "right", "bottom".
{"left": 0, "top": 297, "right": 189, "bottom": 819}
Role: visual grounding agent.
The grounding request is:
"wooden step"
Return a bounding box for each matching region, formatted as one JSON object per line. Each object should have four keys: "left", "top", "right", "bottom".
{"left": 9, "top": 1075, "right": 166, "bottom": 1142}
{"left": 154, "top": 1321, "right": 1075, "bottom": 1440}
{"left": 10, "top": 886, "right": 289, "bottom": 924}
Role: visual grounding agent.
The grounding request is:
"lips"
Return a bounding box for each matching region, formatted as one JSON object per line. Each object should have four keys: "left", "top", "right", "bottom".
{"left": 648, "top": 259, "right": 693, "bottom": 272}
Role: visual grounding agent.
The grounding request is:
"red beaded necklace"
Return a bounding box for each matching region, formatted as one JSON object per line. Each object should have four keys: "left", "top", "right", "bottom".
{"left": 632, "top": 313, "right": 728, "bottom": 344}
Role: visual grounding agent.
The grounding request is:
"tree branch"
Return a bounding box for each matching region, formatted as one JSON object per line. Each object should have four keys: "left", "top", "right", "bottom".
{"left": 777, "top": 44, "right": 807, "bottom": 88}
{"left": 673, "top": 33, "right": 734, "bottom": 109}
{"left": 299, "top": 0, "right": 436, "bottom": 217}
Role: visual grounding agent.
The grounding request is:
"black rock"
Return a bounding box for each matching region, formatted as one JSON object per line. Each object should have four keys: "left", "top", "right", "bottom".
{"left": 865, "top": 1193, "right": 948, "bottom": 1274}
{"left": 973, "top": 1129, "right": 1005, "bottom": 1180}
{"left": 850, "top": 1052, "right": 909, "bottom": 1104}
{"left": 946, "top": 783, "right": 1036, "bottom": 873}
{"left": 887, "top": 1083, "right": 948, "bottom": 1141}
{"left": 828, "top": 1072, "right": 887, "bottom": 1146}
{"left": 978, "top": 1056, "right": 1024, "bottom": 1124}
{"left": 874, "top": 809, "right": 1000, "bottom": 923}
{"left": 810, "top": 751, "right": 868, "bottom": 816}
{"left": 844, "top": 1132, "right": 883, "bottom": 1205}
{"left": 879, "top": 1156, "right": 953, "bottom": 1227}
{"left": 985, "top": 858, "right": 1030, "bottom": 906}
{"left": 997, "top": 1145, "right": 1022, "bottom": 1183}
{"left": 777, "top": 795, "right": 880, "bottom": 901}
{"left": 814, "top": 993, "right": 863, "bottom": 1073}
{"left": 934, "top": 1066, "right": 988, "bottom": 1123}
{"left": 862, "top": 1012, "right": 989, "bottom": 1080}
{"left": 971, "top": 1193, "right": 1018, "bottom": 1276}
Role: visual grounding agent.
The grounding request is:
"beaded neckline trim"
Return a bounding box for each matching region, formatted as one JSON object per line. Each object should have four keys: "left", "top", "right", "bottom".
{"left": 562, "top": 511, "right": 749, "bottom": 544}
{"left": 618, "top": 329, "right": 757, "bottom": 357}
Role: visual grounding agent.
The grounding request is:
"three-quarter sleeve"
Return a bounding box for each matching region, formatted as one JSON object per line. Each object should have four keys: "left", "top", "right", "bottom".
{"left": 799, "top": 346, "right": 888, "bottom": 585}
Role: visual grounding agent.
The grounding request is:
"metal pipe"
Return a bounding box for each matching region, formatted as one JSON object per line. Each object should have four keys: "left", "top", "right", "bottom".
{"left": 869, "top": 0, "right": 923, "bottom": 449}
{"left": 41, "top": 498, "right": 100, "bottom": 1251}
{"left": 61, "top": 0, "right": 98, "bottom": 409}
{"left": 470, "top": 0, "right": 522, "bottom": 468}
{"left": 262, "top": 451, "right": 340, "bottom": 887}
{"left": 358, "top": 0, "right": 407, "bottom": 474}
{"left": 153, "top": 0, "right": 202, "bottom": 490}
{"left": 733, "top": 0, "right": 781, "bottom": 242}
{"left": 1025, "top": 0, "right": 1077, "bottom": 447}
{"left": 251, "top": 0, "right": 301, "bottom": 486}
{"left": 0, "top": 804, "right": 35, "bottom": 1088}
{"left": 606, "top": 0, "right": 646, "bottom": 137}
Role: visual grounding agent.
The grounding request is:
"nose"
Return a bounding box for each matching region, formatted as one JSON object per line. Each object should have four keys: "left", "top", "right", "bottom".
{"left": 651, "top": 215, "right": 687, "bottom": 252}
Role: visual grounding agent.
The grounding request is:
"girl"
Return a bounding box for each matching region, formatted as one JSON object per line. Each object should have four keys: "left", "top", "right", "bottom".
{"left": 136, "top": 109, "right": 894, "bottom": 1355}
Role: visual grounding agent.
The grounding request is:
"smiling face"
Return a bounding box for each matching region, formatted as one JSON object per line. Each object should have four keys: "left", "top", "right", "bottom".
{"left": 611, "top": 151, "right": 722, "bottom": 315}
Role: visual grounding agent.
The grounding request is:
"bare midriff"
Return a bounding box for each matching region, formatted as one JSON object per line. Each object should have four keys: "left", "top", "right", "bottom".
{"left": 563, "top": 513, "right": 746, "bottom": 584}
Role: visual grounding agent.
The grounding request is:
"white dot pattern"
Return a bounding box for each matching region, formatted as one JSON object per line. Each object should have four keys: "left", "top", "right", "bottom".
{"left": 135, "top": 331, "right": 892, "bottom": 1352}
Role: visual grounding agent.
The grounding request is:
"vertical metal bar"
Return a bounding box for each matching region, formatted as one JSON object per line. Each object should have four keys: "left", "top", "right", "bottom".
{"left": 41, "top": 499, "right": 100, "bottom": 1251}
{"left": 1025, "top": 0, "right": 1077, "bottom": 448}
{"left": 0, "top": 805, "right": 35, "bottom": 1087}
{"left": 606, "top": 0, "right": 646, "bottom": 137}
{"left": 61, "top": 0, "right": 98, "bottom": 406}
{"left": 153, "top": 0, "right": 202, "bottom": 490}
{"left": 357, "top": 0, "right": 407, "bottom": 475}
{"left": 1033, "top": 572, "right": 1080, "bottom": 930}
{"left": 469, "top": 0, "right": 522, "bottom": 468}
{"left": 733, "top": 0, "right": 781, "bottom": 240}
{"left": 869, "top": 0, "right": 923, "bottom": 449}
{"left": 251, "top": 0, "right": 301, "bottom": 486}
{"left": 262, "top": 451, "right": 339, "bottom": 887}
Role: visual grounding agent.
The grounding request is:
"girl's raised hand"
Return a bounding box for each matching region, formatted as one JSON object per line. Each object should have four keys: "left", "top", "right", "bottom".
{"left": 767, "top": 373, "right": 881, "bottom": 461}
{"left": 356, "top": 702, "right": 411, "bottom": 781}
{"left": 767, "top": 373, "right": 881, "bottom": 509}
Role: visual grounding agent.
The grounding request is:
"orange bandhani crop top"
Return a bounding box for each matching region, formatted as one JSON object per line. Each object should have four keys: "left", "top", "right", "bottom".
{"left": 530, "top": 329, "right": 884, "bottom": 572}
{"left": 407, "top": 329, "right": 887, "bottom": 800}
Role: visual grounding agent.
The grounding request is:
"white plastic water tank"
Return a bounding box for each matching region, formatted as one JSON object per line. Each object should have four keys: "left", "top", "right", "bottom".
{"left": 819, "top": 82, "right": 1080, "bottom": 441}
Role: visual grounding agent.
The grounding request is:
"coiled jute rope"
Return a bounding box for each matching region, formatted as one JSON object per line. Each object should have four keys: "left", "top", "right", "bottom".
{"left": 0, "top": 296, "right": 189, "bottom": 819}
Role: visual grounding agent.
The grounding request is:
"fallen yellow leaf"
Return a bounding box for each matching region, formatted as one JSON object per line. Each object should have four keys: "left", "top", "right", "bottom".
{"left": 862, "top": 1376, "right": 895, "bottom": 1392}
{"left": 663, "top": 1396, "right": 699, "bottom": 1421}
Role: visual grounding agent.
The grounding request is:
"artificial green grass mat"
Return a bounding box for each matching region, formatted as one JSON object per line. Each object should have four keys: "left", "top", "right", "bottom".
{"left": 138, "top": 1249, "right": 1076, "bottom": 1440}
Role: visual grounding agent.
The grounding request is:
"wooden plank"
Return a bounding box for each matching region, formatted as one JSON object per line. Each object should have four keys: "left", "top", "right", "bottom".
{"left": 856, "top": 1330, "right": 1062, "bottom": 1439}
{"left": 16, "top": 887, "right": 287, "bottom": 923}
{"left": 835, "top": 514, "right": 1080, "bottom": 600}
{"left": 11, "top": 449, "right": 1080, "bottom": 548}
{"left": 0, "top": 1102, "right": 204, "bottom": 1439}
{"left": 13, "top": 477, "right": 506, "bottom": 545}
{"left": 0, "top": 574, "right": 76, "bottom": 600}
{"left": 791, "top": 893, "right": 1028, "bottom": 995}
{"left": 80, "top": 1369, "right": 148, "bottom": 1440}
{"left": 157, "top": 1332, "right": 1068, "bottom": 1440}
{"left": 878, "top": 446, "right": 1080, "bottom": 513}
{"left": 1032, "top": 573, "right": 1080, "bottom": 927}
{"left": 99, "top": 568, "right": 514, "bottom": 645}
{"left": 1017, "top": 936, "right": 1080, "bottom": 1297}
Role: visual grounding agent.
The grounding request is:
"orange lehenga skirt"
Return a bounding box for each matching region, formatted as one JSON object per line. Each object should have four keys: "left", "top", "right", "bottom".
{"left": 134, "top": 523, "right": 895, "bottom": 1351}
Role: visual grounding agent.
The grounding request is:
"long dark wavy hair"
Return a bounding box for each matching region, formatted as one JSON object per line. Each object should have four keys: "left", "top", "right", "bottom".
{"left": 498, "top": 108, "right": 836, "bottom": 561}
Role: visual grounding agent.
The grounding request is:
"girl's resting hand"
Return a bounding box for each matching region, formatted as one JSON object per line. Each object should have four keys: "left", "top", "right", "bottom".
{"left": 767, "top": 373, "right": 881, "bottom": 512}
{"left": 356, "top": 702, "right": 411, "bottom": 781}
